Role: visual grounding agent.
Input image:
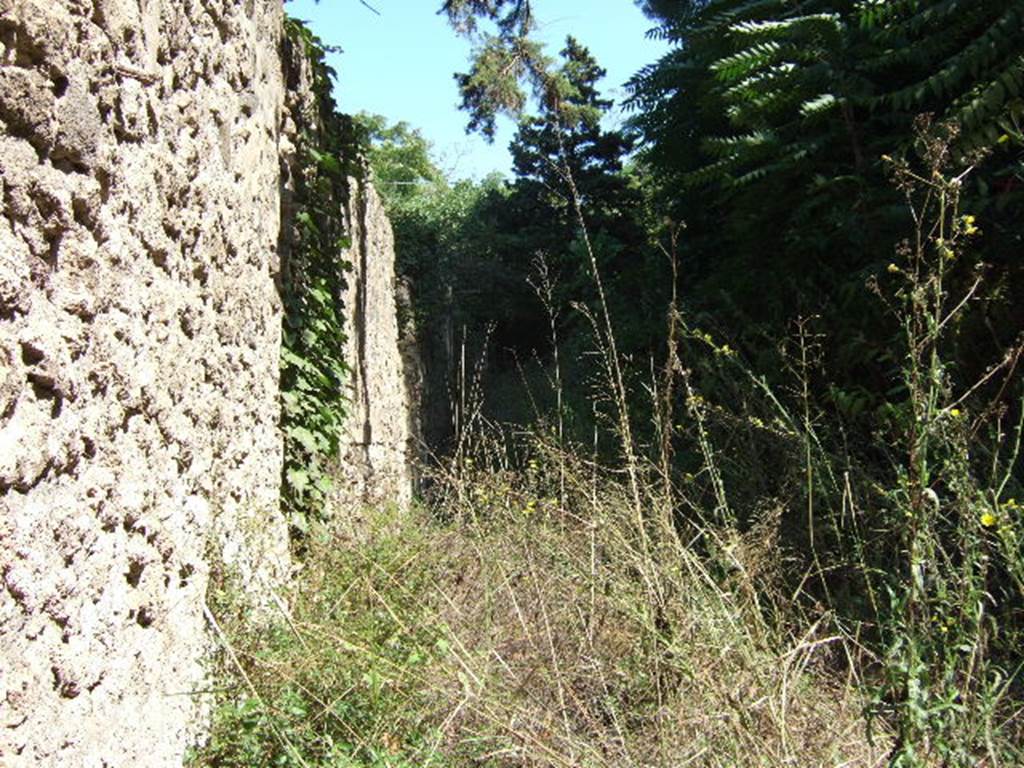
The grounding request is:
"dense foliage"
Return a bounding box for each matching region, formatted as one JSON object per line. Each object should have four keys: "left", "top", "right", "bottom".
{"left": 628, "top": 0, "right": 1024, "bottom": 386}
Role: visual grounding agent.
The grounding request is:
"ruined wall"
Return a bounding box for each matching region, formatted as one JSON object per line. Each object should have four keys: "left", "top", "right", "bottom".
{"left": 335, "top": 180, "right": 419, "bottom": 510}
{"left": 0, "top": 1, "right": 290, "bottom": 765}
{"left": 278, "top": 40, "right": 418, "bottom": 517}
{"left": 0, "top": 2, "right": 418, "bottom": 764}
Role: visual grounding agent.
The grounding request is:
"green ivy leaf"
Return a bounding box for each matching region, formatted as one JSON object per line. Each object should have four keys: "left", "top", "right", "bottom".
{"left": 287, "top": 426, "right": 320, "bottom": 454}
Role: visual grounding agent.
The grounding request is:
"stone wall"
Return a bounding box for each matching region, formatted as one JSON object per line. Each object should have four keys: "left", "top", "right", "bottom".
{"left": 278, "top": 37, "right": 418, "bottom": 517}
{"left": 334, "top": 180, "right": 419, "bottom": 511}
{"left": 0, "top": 1, "right": 291, "bottom": 765}
{"left": 0, "top": 3, "right": 417, "bottom": 763}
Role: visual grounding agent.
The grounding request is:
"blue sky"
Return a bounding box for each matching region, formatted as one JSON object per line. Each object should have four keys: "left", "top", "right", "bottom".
{"left": 283, "top": 0, "right": 667, "bottom": 180}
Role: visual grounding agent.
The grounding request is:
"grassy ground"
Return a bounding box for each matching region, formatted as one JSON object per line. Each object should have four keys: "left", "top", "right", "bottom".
{"left": 190, "top": 440, "right": 890, "bottom": 767}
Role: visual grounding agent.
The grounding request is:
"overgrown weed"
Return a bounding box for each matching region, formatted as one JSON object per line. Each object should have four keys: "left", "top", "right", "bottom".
{"left": 191, "top": 441, "right": 887, "bottom": 767}
{"left": 193, "top": 118, "right": 1023, "bottom": 767}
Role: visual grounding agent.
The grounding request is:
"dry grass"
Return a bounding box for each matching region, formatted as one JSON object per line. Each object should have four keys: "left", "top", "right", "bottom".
{"left": 194, "top": 427, "right": 890, "bottom": 768}
{"left": 416, "top": 436, "right": 890, "bottom": 767}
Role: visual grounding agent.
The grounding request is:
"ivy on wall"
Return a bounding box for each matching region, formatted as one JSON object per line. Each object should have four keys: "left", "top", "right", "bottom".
{"left": 280, "top": 18, "right": 367, "bottom": 533}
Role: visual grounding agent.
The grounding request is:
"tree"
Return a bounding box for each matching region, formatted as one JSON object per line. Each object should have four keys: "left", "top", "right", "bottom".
{"left": 499, "top": 37, "right": 662, "bottom": 356}
{"left": 506, "top": 38, "right": 636, "bottom": 246}
{"left": 630, "top": 1, "right": 1024, "bottom": 185}
{"left": 352, "top": 112, "right": 444, "bottom": 203}
{"left": 625, "top": 0, "right": 1024, "bottom": 381}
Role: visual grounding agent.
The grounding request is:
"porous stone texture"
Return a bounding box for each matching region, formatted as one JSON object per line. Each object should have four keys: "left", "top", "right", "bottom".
{"left": 336, "top": 181, "right": 419, "bottom": 509}
{"left": 0, "top": 1, "right": 291, "bottom": 765}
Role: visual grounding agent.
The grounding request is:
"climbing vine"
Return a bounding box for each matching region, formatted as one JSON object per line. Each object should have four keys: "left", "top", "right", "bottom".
{"left": 280, "top": 17, "right": 368, "bottom": 533}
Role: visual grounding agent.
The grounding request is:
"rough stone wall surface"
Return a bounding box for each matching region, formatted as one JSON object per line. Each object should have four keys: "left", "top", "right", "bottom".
{"left": 0, "top": 1, "right": 291, "bottom": 765}
{"left": 335, "top": 180, "right": 417, "bottom": 510}
{"left": 396, "top": 275, "right": 425, "bottom": 480}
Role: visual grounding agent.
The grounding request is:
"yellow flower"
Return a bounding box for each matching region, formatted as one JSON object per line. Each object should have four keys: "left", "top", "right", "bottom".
{"left": 948, "top": 408, "right": 962, "bottom": 418}
{"left": 887, "top": 263, "right": 900, "bottom": 274}
{"left": 998, "top": 134, "right": 1011, "bottom": 145}
{"left": 980, "top": 512, "right": 997, "bottom": 529}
